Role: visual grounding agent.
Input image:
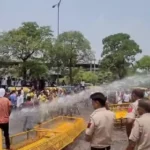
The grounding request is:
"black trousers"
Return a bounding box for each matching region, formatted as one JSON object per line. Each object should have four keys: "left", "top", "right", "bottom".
{"left": 91, "top": 146, "right": 110, "bottom": 150}
{"left": 0, "top": 123, "right": 10, "bottom": 149}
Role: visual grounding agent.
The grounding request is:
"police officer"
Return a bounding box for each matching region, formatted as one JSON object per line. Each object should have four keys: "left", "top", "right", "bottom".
{"left": 85, "top": 92, "right": 115, "bottom": 150}
{"left": 126, "top": 89, "right": 144, "bottom": 137}
{"left": 126, "top": 99, "right": 150, "bottom": 150}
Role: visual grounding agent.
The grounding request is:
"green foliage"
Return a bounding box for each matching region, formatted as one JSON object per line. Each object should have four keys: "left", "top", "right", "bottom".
{"left": 54, "top": 31, "right": 93, "bottom": 84}
{"left": 100, "top": 33, "right": 142, "bottom": 79}
{"left": 72, "top": 68, "right": 98, "bottom": 84}
{"left": 0, "top": 22, "right": 53, "bottom": 80}
{"left": 136, "top": 55, "right": 150, "bottom": 71}
{"left": 73, "top": 68, "right": 84, "bottom": 83}
{"left": 60, "top": 68, "right": 98, "bottom": 84}
{"left": 26, "top": 62, "right": 49, "bottom": 78}
{"left": 97, "top": 71, "right": 114, "bottom": 83}
{"left": 82, "top": 71, "right": 98, "bottom": 84}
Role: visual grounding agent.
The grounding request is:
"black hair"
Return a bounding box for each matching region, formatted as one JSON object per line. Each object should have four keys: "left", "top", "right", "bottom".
{"left": 132, "top": 89, "right": 144, "bottom": 98}
{"left": 138, "top": 99, "right": 150, "bottom": 112}
{"left": 18, "top": 90, "right": 21, "bottom": 95}
{"left": 90, "top": 92, "right": 107, "bottom": 107}
{"left": 27, "top": 96, "right": 31, "bottom": 101}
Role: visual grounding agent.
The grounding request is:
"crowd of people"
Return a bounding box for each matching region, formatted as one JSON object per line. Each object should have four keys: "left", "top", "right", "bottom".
{"left": 7, "top": 87, "right": 67, "bottom": 109}
{"left": 1, "top": 83, "right": 150, "bottom": 150}
{"left": 111, "top": 88, "right": 150, "bottom": 104}
{"left": 0, "top": 85, "right": 73, "bottom": 150}
{"left": 0, "top": 76, "right": 66, "bottom": 90}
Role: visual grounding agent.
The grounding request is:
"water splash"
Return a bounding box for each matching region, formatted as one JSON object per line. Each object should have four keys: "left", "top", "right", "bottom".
{"left": 10, "top": 74, "right": 150, "bottom": 131}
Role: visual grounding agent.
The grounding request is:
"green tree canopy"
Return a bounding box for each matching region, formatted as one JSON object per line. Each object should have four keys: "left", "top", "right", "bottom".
{"left": 97, "top": 71, "right": 114, "bottom": 83}
{"left": 100, "top": 33, "right": 142, "bottom": 79}
{"left": 55, "top": 31, "right": 93, "bottom": 84}
{"left": 0, "top": 22, "right": 53, "bottom": 80}
{"left": 136, "top": 55, "right": 150, "bottom": 71}
{"left": 61, "top": 67, "right": 98, "bottom": 84}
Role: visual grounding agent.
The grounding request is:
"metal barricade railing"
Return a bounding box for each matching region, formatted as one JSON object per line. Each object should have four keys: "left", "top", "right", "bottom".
{"left": 109, "top": 103, "right": 130, "bottom": 112}
{"left": 0, "top": 129, "right": 2, "bottom": 150}
{"left": 109, "top": 103, "right": 130, "bottom": 127}
{"left": 2, "top": 130, "right": 39, "bottom": 149}
{"left": 1, "top": 116, "right": 86, "bottom": 150}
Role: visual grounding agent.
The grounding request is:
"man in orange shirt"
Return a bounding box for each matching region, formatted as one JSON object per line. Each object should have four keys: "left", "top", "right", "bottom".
{"left": 0, "top": 88, "right": 12, "bottom": 150}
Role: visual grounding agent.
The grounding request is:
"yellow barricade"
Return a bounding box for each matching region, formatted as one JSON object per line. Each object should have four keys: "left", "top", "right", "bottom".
{"left": 109, "top": 103, "right": 130, "bottom": 112}
{"left": 0, "top": 129, "right": 2, "bottom": 150}
{"left": 109, "top": 103, "right": 130, "bottom": 127}
{"left": 1, "top": 116, "right": 86, "bottom": 150}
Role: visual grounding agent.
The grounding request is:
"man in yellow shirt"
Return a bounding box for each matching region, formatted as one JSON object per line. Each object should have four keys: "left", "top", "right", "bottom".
{"left": 38, "top": 92, "right": 47, "bottom": 103}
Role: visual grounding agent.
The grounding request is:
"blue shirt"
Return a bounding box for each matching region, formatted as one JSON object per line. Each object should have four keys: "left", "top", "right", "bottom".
{"left": 9, "top": 93, "right": 17, "bottom": 105}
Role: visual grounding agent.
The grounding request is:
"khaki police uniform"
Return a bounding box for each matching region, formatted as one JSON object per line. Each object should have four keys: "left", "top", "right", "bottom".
{"left": 85, "top": 107, "right": 115, "bottom": 149}
{"left": 129, "top": 113, "right": 150, "bottom": 150}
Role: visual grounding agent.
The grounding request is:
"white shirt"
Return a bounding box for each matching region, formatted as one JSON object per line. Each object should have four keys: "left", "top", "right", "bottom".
{"left": 1, "top": 79, "right": 7, "bottom": 86}
{"left": 123, "top": 93, "right": 130, "bottom": 102}
{"left": 81, "top": 81, "right": 85, "bottom": 86}
{"left": 17, "top": 95, "right": 24, "bottom": 107}
{"left": 17, "top": 81, "right": 21, "bottom": 86}
{"left": 21, "top": 90, "right": 24, "bottom": 97}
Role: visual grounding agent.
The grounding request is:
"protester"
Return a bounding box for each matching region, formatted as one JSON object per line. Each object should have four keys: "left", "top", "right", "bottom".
{"left": 80, "top": 80, "right": 85, "bottom": 90}
{"left": 16, "top": 90, "right": 24, "bottom": 108}
{"left": 123, "top": 91, "right": 131, "bottom": 103}
{"left": 0, "top": 88, "right": 12, "bottom": 150}
{"left": 9, "top": 90, "right": 17, "bottom": 109}
{"left": 1, "top": 78, "right": 7, "bottom": 89}
{"left": 22, "top": 96, "right": 34, "bottom": 131}
{"left": 126, "top": 99, "right": 150, "bottom": 150}
{"left": 38, "top": 91, "right": 47, "bottom": 103}
{"left": 85, "top": 92, "right": 115, "bottom": 150}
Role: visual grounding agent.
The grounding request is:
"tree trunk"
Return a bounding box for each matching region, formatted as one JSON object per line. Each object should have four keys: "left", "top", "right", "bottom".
{"left": 69, "top": 58, "right": 73, "bottom": 85}
{"left": 118, "top": 67, "right": 127, "bottom": 79}
{"left": 22, "top": 60, "right": 27, "bottom": 85}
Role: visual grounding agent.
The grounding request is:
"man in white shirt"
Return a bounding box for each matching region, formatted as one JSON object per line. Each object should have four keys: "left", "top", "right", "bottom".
{"left": 116, "top": 91, "right": 122, "bottom": 104}
{"left": 80, "top": 80, "right": 85, "bottom": 90}
{"left": 1, "top": 78, "right": 7, "bottom": 89}
{"left": 123, "top": 91, "right": 131, "bottom": 103}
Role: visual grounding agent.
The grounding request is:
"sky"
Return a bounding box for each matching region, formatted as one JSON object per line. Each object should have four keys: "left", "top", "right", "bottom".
{"left": 0, "top": 0, "right": 150, "bottom": 61}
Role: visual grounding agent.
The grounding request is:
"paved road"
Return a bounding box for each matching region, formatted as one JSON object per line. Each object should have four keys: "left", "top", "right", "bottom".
{"left": 8, "top": 104, "right": 128, "bottom": 150}
{"left": 65, "top": 106, "right": 128, "bottom": 150}
{"left": 9, "top": 110, "right": 40, "bottom": 135}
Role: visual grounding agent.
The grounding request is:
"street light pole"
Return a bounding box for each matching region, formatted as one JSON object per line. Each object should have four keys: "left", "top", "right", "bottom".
{"left": 52, "top": 0, "right": 62, "bottom": 36}
{"left": 52, "top": 0, "right": 62, "bottom": 84}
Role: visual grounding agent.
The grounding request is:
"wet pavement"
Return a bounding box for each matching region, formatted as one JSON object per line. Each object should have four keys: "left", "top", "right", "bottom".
{"left": 8, "top": 104, "right": 128, "bottom": 150}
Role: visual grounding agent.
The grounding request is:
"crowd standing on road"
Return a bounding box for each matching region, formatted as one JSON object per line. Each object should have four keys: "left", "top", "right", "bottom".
{"left": 1, "top": 81, "right": 150, "bottom": 150}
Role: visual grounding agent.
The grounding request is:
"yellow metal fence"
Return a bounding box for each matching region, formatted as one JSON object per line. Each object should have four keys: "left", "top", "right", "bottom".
{"left": 110, "top": 103, "right": 130, "bottom": 127}
{"left": 1, "top": 116, "right": 86, "bottom": 150}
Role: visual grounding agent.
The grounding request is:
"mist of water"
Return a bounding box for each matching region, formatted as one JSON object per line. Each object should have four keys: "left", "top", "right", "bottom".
{"left": 10, "top": 74, "right": 150, "bottom": 127}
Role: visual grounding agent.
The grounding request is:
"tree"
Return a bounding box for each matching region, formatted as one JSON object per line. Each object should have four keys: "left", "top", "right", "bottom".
{"left": 0, "top": 22, "right": 53, "bottom": 81}
{"left": 100, "top": 33, "right": 142, "bottom": 79}
{"left": 136, "top": 55, "right": 150, "bottom": 72}
{"left": 61, "top": 67, "right": 98, "bottom": 84}
{"left": 55, "top": 31, "right": 93, "bottom": 84}
{"left": 97, "top": 71, "right": 114, "bottom": 83}
{"left": 26, "top": 61, "right": 49, "bottom": 78}
{"left": 82, "top": 71, "right": 98, "bottom": 84}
